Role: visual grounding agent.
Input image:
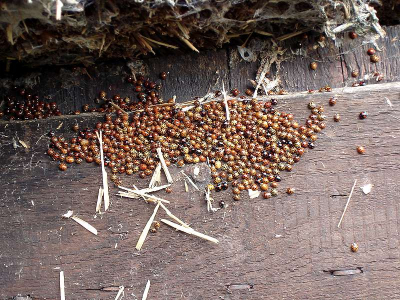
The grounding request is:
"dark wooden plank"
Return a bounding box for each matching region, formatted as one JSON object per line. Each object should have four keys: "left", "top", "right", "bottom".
{"left": 1, "top": 83, "right": 400, "bottom": 299}
{"left": 1, "top": 25, "right": 398, "bottom": 117}
{"left": 0, "top": 50, "right": 228, "bottom": 116}
{"left": 229, "top": 25, "right": 400, "bottom": 94}
{"left": 340, "top": 25, "right": 400, "bottom": 86}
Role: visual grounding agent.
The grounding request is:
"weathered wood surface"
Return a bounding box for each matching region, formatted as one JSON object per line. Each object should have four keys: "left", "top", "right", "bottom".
{"left": 0, "top": 82, "right": 400, "bottom": 299}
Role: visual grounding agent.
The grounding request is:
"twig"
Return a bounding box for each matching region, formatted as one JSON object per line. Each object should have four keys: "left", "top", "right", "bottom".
{"left": 142, "top": 280, "right": 151, "bottom": 300}
{"left": 96, "top": 130, "right": 110, "bottom": 211}
{"left": 159, "top": 202, "right": 190, "bottom": 228}
{"left": 337, "top": 179, "right": 358, "bottom": 228}
{"left": 60, "top": 271, "right": 65, "bottom": 300}
{"left": 161, "top": 219, "right": 219, "bottom": 244}
{"left": 96, "top": 187, "right": 103, "bottom": 213}
{"left": 136, "top": 202, "right": 160, "bottom": 250}
{"left": 157, "top": 148, "right": 173, "bottom": 183}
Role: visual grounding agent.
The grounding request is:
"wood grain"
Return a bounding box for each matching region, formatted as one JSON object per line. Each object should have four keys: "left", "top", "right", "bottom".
{"left": 1, "top": 82, "right": 400, "bottom": 299}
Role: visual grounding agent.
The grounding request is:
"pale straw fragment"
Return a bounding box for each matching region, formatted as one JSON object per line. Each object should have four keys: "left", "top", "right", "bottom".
{"left": 60, "top": 271, "right": 65, "bottom": 300}
{"left": 222, "top": 82, "right": 230, "bottom": 121}
{"left": 157, "top": 148, "right": 173, "bottom": 183}
{"left": 96, "top": 130, "right": 110, "bottom": 211}
{"left": 136, "top": 202, "right": 161, "bottom": 250}
{"left": 337, "top": 179, "right": 358, "bottom": 228}
{"left": 149, "top": 163, "right": 162, "bottom": 188}
{"left": 62, "top": 210, "right": 98, "bottom": 235}
{"left": 142, "top": 280, "right": 151, "bottom": 300}
{"left": 161, "top": 219, "right": 219, "bottom": 244}
{"left": 181, "top": 171, "right": 199, "bottom": 191}
{"left": 159, "top": 202, "right": 190, "bottom": 228}
{"left": 96, "top": 187, "right": 103, "bottom": 213}
{"left": 118, "top": 186, "right": 171, "bottom": 203}
{"left": 115, "top": 286, "right": 124, "bottom": 300}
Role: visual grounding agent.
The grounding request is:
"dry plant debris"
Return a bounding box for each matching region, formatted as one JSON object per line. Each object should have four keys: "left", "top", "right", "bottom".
{"left": 0, "top": 0, "right": 388, "bottom": 67}
{"left": 62, "top": 210, "right": 98, "bottom": 235}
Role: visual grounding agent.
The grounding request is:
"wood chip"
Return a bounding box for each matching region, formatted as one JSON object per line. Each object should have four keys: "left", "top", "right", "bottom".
{"left": 60, "top": 271, "right": 65, "bottom": 300}
{"left": 136, "top": 202, "right": 160, "bottom": 250}
{"left": 161, "top": 219, "right": 219, "bottom": 244}
{"left": 96, "top": 130, "right": 110, "bottom": 211}
{"left": 115, "top": 286, "right": 124, "bottom": 300}
{"left": 338, "top": 179, "right": 358, "bottom": 228}
{"left": 159, "top": 202, "right": 190, "bottom": 228}
{"left": 62, "top": 210, "right": 98, "bottom": 235}
{"left": 142, "top": 280, "right": 151, "bottom": 300}
{"left": 96, "top": 187, "right": 103, "bottom": 213}
{"left": 157, "top": 148, "right": 173, "bottom": 183}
